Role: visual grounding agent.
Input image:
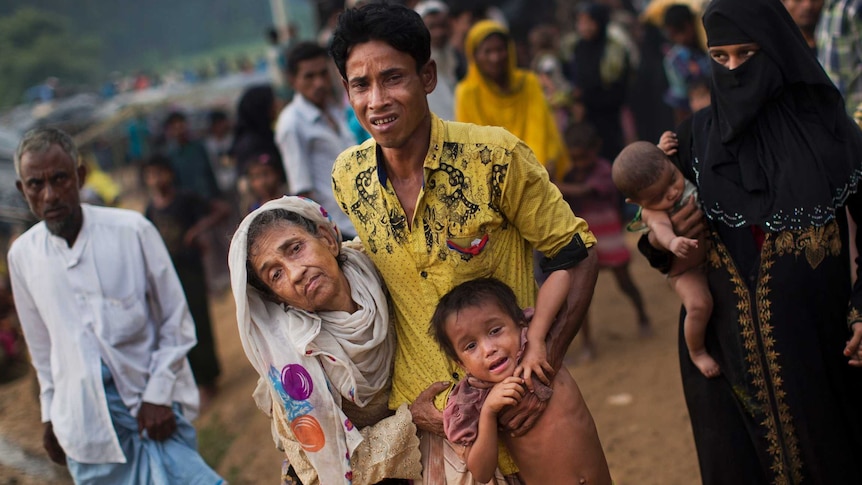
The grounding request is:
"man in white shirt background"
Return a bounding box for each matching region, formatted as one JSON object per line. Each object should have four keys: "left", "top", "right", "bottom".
{"left": 7, "top": 127, "right": 222, "bottom": 484}
{"left": 275, "top": 41, "right": 358, "bottom": 239}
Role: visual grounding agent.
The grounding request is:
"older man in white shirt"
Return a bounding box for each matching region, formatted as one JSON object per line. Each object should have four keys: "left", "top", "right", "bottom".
{"left": 8, "top": 128, "right": 222, "bottom": 484}
{"left": 275, "top": 41, "right": 357, "bottom": 239}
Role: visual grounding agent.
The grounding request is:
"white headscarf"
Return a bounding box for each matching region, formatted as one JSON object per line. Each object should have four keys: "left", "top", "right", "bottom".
{"left": 228, "top": 196, "right": 395, "bottom": 484}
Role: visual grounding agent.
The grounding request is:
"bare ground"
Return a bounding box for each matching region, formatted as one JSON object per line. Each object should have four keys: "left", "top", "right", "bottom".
{"left": 0, "top": 233, "right": 701, "bottom": 485}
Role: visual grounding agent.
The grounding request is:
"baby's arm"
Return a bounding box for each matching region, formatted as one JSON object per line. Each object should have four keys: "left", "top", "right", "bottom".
{"left": 466, "top": 377, "right": 525, "bottom": 483}
{"left": 642, "top": 208, "right": 698, "bottom": 258}
{"left": 521, "top": 271, "right": 569, "bottom": 390}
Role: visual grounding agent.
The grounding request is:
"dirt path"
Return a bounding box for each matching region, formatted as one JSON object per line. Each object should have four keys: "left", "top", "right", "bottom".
{"left": 0, "top": 234, "right": 701, "bottom": 484}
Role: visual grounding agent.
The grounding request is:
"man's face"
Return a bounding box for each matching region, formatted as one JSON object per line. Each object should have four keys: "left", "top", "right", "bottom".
{"left": 343, "top": 40, "right": 437, "bottom": 150}
{"left": 290, "top": 56, "right": 332, "bottom": 109}
{"left": 782, "top": 0, "right": 824, "bottom": 31}
{"left": 423, "top": 12, "right": 451, "bottom": 49}
{"left": 16, "top": 144, "right": 85, "bottom": 240}
{"left": 165, "top": 119, "right": 189, "bottom": 143}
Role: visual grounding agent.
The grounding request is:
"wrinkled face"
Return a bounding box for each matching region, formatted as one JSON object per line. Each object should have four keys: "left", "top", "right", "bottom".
{"left": 423, "top": 12, "right": 450, "bottom": 49}
{"left": 249, "top": 220, "right": 351, "bottom": 312}
{"left": 474, "top": 33, "right": 509, "bottom": 86}
{"left": 630, "top": 160, "right": 686, "bottom": 212}
{"left": 576, "top": 13, "right": 600, "bottom": 41}
{"left": 291, "top": 56, "right": 332, "bottom": 109}
{"left": 707, "top": 42, "right": 760, "bottom": 70}
{"left": 344, "top": 40, "right": 436, "bottom": 150}
{"left": 782, "top": 0, "right": 824, "bottom": 30}
{"left": 16, "top": 144, "right": 85, "bottom": 241}
{"left": 445, "top": 301, "right": 522, "bottom": 383}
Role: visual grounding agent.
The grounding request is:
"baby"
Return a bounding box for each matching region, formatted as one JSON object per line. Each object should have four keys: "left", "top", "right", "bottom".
{"left": 431, "top": 277, "right": 612, "bottom": 484}
{"left": 612, "top": 141, "right": 719, "bottom": 378}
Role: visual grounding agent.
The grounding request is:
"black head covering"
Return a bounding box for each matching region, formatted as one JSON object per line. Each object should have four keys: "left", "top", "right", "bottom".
{"left": 572, "top": 3, "right": 611, "bottom": 95}
{"left": 229, "top": 84, "right": 283, "bottom": 177}
{"left": 693, "top": 0, "right": 862, "bottom": 232}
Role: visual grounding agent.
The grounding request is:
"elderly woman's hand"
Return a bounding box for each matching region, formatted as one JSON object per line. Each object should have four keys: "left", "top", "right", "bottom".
{"left": 408, "top": 381, "right": 450, "bottom": 437}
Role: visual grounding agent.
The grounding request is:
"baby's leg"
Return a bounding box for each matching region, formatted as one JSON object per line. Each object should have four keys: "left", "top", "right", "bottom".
{"left": 669, "top": 269, "right": 719, "bottom": 378}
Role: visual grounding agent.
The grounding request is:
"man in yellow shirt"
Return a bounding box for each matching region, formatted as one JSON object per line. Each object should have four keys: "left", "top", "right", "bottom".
{"left": 330, "top": 3, "right": 598, "bottom": 482}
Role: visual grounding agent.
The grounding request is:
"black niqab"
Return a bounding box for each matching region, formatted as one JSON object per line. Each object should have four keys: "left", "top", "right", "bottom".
{"left": 694, "top": 0, "right": 862, "bottom": 232}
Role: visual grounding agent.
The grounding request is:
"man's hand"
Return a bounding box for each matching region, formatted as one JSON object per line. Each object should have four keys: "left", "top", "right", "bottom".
{"left": 43, "top": 422, "right": 66, "bottom": 465}
{"left": 498, "top": 391, "right": 548, "bottom": 437}
{"left": 408, "top": 381, "right": 450, "bottom": 437}
{"left": 137, "top": 402, "right": 176, "bottom": 441}
{"left": 668, "top": 196, "right": 706, "bottom": 240}
{"left": 845, "top": 322, "right": 862, "bottom": 366}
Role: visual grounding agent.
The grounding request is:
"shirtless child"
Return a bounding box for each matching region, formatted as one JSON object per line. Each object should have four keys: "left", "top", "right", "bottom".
{"left": 431, "top": 277, "right": 612, "bottom": 485}
{"left": 612, "top": 140, "right": 719, "bottom": 378}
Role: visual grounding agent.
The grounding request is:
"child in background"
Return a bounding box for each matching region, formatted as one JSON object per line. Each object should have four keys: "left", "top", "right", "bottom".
{"left": 431, "top": 277, "right": 612, "bottom": 485}
{"left": 243, "top": 146, "right": 287, "bottom": 213}
{"left": 556, "top": 122, "right": 651, "bottom": 361}
{"left": 142, "top": 155, "right": 230, "bottom": 407}
{"left": 612, "top": 141, "right": 718, "bottom": 378}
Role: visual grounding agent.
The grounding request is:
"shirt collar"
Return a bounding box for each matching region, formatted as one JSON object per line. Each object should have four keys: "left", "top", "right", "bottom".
{"left": 375, "top": 113, "right": 444, "bottom": 185}
{"left": 294, "top": 93, "right": 333, "bottom": 123}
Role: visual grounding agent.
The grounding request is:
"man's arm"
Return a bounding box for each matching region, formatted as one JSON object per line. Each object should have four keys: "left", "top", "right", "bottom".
{"left": 8, "top": 254, "right": 64, "bottom": 461}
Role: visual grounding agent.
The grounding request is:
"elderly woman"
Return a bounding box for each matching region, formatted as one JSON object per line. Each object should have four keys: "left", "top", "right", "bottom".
{"left": 228, "top": 197, "right": 422, "bottom": 485}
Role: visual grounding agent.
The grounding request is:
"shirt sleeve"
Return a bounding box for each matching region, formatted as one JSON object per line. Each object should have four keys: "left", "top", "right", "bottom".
{"left": 8, "top": 253, "right": 54, "bottom": 422}
{"left": 138, "top": 219, "right": 198, "bottom": 406}
{"left": 277, "top": 119, "right": 314, "bottom": 195}
{"left": 500, "top": 141, "right": 596, "bottom": 258}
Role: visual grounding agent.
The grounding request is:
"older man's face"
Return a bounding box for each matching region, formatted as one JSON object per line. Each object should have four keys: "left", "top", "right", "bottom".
{"left": 782, "top": 0, "right": 824, "bottom": 31}
{"left": 16, "top": 144, "right": 85, "bottom": 242}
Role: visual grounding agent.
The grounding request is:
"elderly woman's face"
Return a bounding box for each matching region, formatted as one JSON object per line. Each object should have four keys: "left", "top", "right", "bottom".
{"left": 249, "top": 220, "right": 352, "bottom": 312}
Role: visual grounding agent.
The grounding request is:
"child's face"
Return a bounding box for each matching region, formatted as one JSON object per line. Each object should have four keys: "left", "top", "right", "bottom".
{"left": 143, "top": 166, "right": 173, "bottom": 192}
{"left": 567, "top": 145, "right": 598, "bottom": 181}
{"left": 630, "top": 161, "right": 686, "bottom": 212}
{"left": 688, "top": 86, "right": 711, "bottom": 112}
{"left": 248, "top": 163, "right": 281, "bottom": 200}
{"left": 445, "top": 301, "right": 522, "bottom": 383}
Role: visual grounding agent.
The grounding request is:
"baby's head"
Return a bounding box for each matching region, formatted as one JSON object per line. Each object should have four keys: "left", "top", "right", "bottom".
{"left": 431, "top": 278, "right": 525, "bottom": 382}
{"left": 613, "top": 141, "right": 685, "bottom": 212}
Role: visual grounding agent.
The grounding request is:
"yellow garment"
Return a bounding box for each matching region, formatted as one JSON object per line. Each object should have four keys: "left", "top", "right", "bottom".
{"left": 332, "top": 114, "right": 595, "bottom": 475}
{"left": 83, "top": 156, "right": 121, "bottom": 206}
{"left": 454, "top": 20, "right": 570, "bottom": 182}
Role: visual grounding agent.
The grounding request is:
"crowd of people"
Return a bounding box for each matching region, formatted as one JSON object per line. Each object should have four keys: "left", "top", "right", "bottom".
{"left": 3, "top": 0, "right": 862, "bottom": 483}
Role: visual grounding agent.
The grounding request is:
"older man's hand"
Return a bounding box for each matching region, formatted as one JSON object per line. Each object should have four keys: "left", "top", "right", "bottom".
{"left": 408, "top": 381, "right": 450, "bottom": 437}
{"left": 498, "top": 391, "right": 548, "bottom": 437}
{"left": 137, "top": 402, "right": 177, "bottom": 441}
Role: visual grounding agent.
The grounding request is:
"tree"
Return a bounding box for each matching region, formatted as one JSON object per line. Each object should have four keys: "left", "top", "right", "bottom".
{"left": 0, "top": 8, "right": 102, "bottom": 109}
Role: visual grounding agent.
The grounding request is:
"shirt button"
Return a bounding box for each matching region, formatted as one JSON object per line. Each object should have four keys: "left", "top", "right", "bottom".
{"left": 420, "top": 271, "right": 428, "bottom": 278}
{"left": 452, "top": 372, "right": 459, "bottom": 380}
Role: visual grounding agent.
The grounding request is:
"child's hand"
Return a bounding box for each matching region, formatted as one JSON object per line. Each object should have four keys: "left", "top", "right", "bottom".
{"left": 669, "top": 236, "right": 698, "bottom": 258}
{"left": 516, "top": 342, "right": 554, "bottom": 392}
{"left": 658, "top": 131, "right": 679, "bottom": 156}
{"left": 484, "top": 377, "right": 526, "bottom": 415}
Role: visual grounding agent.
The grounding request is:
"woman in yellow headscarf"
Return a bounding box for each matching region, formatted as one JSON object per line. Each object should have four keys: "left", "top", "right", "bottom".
{"left": 455, "top": 20, "right": 569, "bottom": 181}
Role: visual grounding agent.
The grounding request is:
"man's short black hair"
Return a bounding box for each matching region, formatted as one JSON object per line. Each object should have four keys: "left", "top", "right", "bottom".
{"left": 329, "top": 2, "right": 431, "bottom": 80}
{"left": 430, "top": 277, "right": 525, "bottom": 363}
{"left": 208, "top": 109, "right": 228, "bottom": 125}
{"left": 286, "top": 41, "right": 329, "bottom": 77}
{"left": 163, "top": 111, "right": 186, "bottom": 128}
{"left": 663, "top": 4, "right": 695, "bottom": 32}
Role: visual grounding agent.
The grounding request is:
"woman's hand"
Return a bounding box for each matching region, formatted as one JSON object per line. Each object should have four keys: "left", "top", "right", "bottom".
{"left": 845, "top": 322, "right": 862, "bottom": 366}
{"left": 668, "top": 196, "right": 707, "bottom": 240}
{"left": 408, "top": 381, "right": 450, "bottom": 437}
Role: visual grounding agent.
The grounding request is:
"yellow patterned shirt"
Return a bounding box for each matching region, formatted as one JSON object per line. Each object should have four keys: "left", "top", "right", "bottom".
{"left": 333, "top": 113, "right": 595, "bottom": 411}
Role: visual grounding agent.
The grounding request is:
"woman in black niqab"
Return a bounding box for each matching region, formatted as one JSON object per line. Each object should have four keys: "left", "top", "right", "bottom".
{"left": 650, "top": 0, "right": 862, "bottom": 482}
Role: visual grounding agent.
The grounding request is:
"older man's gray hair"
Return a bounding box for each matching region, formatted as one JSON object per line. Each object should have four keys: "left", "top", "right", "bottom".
{"left": 14, "top": 127, "right": 80, "bottom": 176}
